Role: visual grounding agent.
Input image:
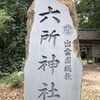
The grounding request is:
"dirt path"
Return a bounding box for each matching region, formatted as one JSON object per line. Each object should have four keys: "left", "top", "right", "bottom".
{"left": 0, "top": 84, "right": 23, "bottom": 100}
{"left": 81, "top": 66, "right": 100, "bottom": 100}
{"left": 0, "top": 66, "right": 100, "bottom": 100}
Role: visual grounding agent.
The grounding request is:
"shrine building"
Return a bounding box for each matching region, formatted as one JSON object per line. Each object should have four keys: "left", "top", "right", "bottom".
{"left": 79, "top": 29, "right": 100, "bottom": 64}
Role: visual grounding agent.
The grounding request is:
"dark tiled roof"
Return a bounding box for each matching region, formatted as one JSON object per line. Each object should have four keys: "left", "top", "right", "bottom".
{"left": 79, "top": 29, "right": 100, "bottom": 40}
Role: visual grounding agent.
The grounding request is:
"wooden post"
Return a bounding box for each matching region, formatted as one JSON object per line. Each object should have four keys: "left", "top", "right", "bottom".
{"left": 92, "top": 44, "right": 95, "bottom": 64}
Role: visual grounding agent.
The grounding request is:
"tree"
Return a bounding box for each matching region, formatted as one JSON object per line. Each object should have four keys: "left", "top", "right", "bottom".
{"left": 75, "top": 0, "right": 100, "bottom": 29}
{"left": 0, "top": 0, "right": 32, "bottom": 74}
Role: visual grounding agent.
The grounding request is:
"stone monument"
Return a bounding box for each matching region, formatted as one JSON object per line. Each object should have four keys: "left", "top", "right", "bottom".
{"left": 24, "top": 0, "right": 83, "bottom": 100}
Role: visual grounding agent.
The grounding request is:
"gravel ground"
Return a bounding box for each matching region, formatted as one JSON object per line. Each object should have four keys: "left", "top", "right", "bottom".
{"left": 0, "top": 84, "right": 23, "bottom": 100}
{"left": 81, "top": 66, "right": 100, "bottom": 100}
{"left": 0, "top": 66, "right": 100, "bottom": 100}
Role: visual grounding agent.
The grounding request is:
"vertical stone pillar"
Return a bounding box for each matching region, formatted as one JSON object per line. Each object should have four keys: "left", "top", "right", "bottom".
{"left": 25, "top": 0, "right": 83, "bottom": 100}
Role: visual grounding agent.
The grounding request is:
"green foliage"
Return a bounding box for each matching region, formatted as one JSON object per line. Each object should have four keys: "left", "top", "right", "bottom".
{"left": 10, "top": 72, "right": 24, "bottom": 86}
{"left": 76, "top": 0, "right": 100, "bottom": 29}
{"left": 80, "top": 47, "right": 87, "bottom": 59}
{"left": 0, "top": 71, "right": 9, "bottom": 77}
{"left": 22, "top": 96, "right": 24, "bottom": 100}
{"left": 0, "top": 10, "right": 14, "bottom": 33}
{"left": 0, "top": 71, "right": 24, "bottom": 85}
{"left": 0, "top": 0, "right": 32, "bottom": 73}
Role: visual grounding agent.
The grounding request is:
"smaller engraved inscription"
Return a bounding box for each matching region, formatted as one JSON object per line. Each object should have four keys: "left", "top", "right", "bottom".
{"left": 64, "top": 73, "right": 72, "bottom": 80}
{"left": 63, "top": 24, "right": 73, "bottom": 36}
{"left": 64, "top": 40, "right": 72, "bottom": 80}
{"left": 64, "top": 65, "right": 72, "bottom": 72}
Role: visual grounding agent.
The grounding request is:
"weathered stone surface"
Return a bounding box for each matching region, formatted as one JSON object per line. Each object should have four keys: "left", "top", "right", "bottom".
{"left": 26, "top": 0, "right": 80, "bottom": 59}
{"left": 24, "top": 0, "right": 82, "bottom": 100}
{"left": 26, "top": 1, "right": 34, "bottom": 59}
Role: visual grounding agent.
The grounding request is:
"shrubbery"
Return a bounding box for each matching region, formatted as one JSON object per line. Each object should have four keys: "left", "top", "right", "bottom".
{"left": 0, "top": 71, "right": 24, "bottom": 86}
{"left": 0, "top": 0, "right": 32, "bottom": 74}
